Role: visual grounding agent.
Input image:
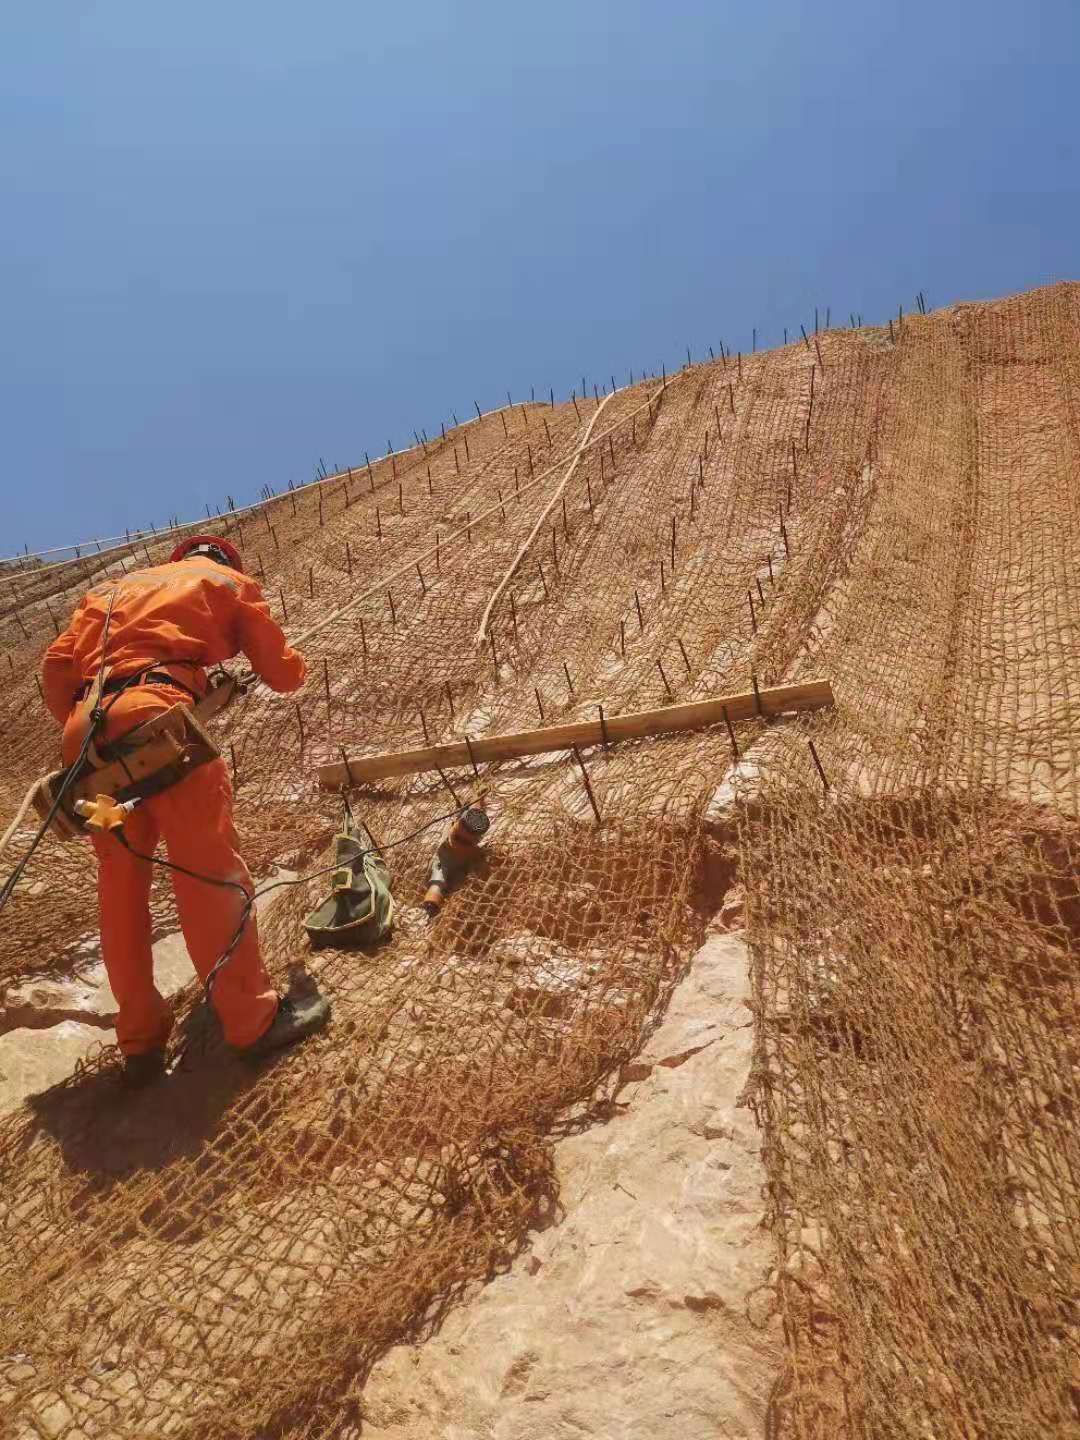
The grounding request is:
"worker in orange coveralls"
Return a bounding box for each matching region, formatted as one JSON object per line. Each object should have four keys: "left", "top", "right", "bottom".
{"left": 42, "top": 535, "right": 330, "bottom": 1087}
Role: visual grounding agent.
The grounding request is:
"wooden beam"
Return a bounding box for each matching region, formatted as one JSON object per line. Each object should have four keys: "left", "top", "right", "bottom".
{"left": 318, "top": 678, "right": 834, "bottom": 789}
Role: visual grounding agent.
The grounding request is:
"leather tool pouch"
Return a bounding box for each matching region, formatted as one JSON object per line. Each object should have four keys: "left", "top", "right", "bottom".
{"left": 32, "top": 704, "right": 220, "bottom": 841}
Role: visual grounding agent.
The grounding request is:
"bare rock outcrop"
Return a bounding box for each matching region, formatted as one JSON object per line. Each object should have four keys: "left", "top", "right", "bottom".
{"left": 0, "top": 880, "right": 291, "bottom": 1115}
{"left": 0, "top": 1020, "right": 112, "bottom": 1114}
{"left": 363, "top": 929, "right": 779, "bottom": 1439}
{"left": 0, "top": 934, "right": 193, "bottom": 1114}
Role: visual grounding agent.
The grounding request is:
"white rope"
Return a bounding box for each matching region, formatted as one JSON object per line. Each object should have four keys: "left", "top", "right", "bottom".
{"left": 0, "top": 398, "right": 549, "bottom": 579}
{"left": 474, "top": 392, "right": 613, "bottom": 648}
{"left": 0, "top": 781, "right": 39, "bottom": 862}
{"left": 287, "top": 375, "right": 681, "bottom": 655}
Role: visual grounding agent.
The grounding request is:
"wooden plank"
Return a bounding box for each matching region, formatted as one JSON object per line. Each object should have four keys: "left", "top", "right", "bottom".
{"left": 318, "top": 678, "right": 834, "bottom": 789}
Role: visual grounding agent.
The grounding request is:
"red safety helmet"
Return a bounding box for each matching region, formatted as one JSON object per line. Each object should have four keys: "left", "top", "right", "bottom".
{"left": 169, "top": 534, "right": 244, "bottom": 573}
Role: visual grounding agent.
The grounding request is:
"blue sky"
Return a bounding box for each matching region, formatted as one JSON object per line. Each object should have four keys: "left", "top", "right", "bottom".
{"left": 3, "top": 1, "right": 1078, "bottom": 555}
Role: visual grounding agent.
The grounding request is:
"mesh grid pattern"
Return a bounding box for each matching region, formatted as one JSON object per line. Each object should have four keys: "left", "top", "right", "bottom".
{"left": 1, "top": 283, "right": 1078, "bottom": 1437}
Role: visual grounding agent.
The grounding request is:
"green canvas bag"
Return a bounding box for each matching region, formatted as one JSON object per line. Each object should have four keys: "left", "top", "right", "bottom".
{"left": 304, "top": 820, "right": 394, "bottom": 947}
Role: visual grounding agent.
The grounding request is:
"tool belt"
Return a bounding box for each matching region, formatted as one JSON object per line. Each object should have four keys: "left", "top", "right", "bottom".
{"left": 31, "top": 703, "right": 220, "bottom": 842}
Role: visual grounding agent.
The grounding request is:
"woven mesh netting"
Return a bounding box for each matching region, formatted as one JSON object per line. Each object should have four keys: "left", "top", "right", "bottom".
{"left": 1, "top": 282, "right": 1078, "bottom": 1436}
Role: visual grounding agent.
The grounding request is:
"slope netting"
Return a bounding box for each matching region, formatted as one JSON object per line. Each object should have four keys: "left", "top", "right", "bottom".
{"left": 742, "top": 786, "right": 1080, "bottom": 1439}
{"left": 1, "top": 282, "right": 1079, "bottom": 1436}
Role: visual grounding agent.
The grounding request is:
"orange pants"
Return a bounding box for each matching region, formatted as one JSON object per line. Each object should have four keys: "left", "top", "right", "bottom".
{"left": 66, "top": 688, "right": 278, "bottom": 1055}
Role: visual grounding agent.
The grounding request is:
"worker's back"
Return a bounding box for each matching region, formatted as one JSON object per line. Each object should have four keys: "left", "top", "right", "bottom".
{"left": 28, "top": 541, "right": 325, "bottom": 1079}
{"left": 43, "top": 554, "right": 306, "bottom": 759}
{"left": 49, "top": 558, "right": 249, "bottom": 689}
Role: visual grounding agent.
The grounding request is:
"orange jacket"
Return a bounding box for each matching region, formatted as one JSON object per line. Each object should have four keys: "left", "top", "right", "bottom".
{"left": 42, "top": 557, "right": 306, "bottom": 726}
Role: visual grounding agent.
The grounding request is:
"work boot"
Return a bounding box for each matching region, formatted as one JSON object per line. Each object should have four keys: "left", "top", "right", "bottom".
{"left": 237, "top": 992, "right": 330, "bottom": 1061}
{"left": 122, "top": 1048, "right": 167, "bottom": 1089}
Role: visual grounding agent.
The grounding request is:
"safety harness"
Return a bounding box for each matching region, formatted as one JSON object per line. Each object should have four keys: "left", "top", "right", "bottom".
{"left": 31, "top": 606, "right": 239, "bottom": 843}
{"left": 75, "top": 667, "right": 205, "bottom": 706}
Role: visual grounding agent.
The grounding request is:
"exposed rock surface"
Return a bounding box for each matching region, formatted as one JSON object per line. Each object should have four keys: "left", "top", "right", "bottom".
{"left": 0, "top": 913, "right": 780, "bottom": 1435}
{"left": 0, "top": 878, "right": 292, "bottom": 1115}
{"left": 1, "top": 934, "right": 193, "bottom": 1114}
{"left": 363, "top": 929, "right": 779, "bottom": 1439}
{"left": 0, "top": 1020, "right": 112, "bottom": 1114}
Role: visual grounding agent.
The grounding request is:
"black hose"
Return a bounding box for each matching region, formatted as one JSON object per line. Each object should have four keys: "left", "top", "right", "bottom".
{"left": 116, "top": 801, "right": 464, "bottom": 1004}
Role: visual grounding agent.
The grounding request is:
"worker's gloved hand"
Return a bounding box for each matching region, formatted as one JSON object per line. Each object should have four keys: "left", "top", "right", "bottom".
{"left": 197, "top": 668, "right": 256, "bottom": 722}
